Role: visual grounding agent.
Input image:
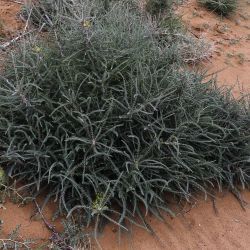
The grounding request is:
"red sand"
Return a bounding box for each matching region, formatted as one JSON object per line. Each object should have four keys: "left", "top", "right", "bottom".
{"left": 1, "top": 192, "right": 250, "bottom": 249}
{"left": 99, "top": 192, "right": 250, "bottom": 250}
{"left": 0, "top": 0, "right": 23, "bottom": 38}
{"left": 1, "top": 199, "right": 63, "bottom": 247}
{"left": 176, "top": 0, "right": 250, "bottom": 96}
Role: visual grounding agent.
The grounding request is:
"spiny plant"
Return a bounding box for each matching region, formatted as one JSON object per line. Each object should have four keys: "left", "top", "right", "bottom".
{"left": 199, "top": 0, "right": 237, "bottom": 16}
{"left": 0, "top": 224, "right": 34, "bottom": 249}
{"left": 159, "top": 12, "right": 184, "bottom": 32}
{"left": 0, "top": 183, "right": 34, "bottom": 249}
{"left": 21, "top": 0, "right": 127, "bottom": 29}
{"left": 21, "top": 0, "right": 103, "bottom": 29}
{"left": 48, "top": 219, "right": 92, "bottom": 250}
{"left": 21, "top": 0, "right": 57, "bottom": 29}
{"left": 0, "top": 0, "right": 249, "bottom": 234}
{"left": 145, "top": 0, "right": 171, "bottom": 16}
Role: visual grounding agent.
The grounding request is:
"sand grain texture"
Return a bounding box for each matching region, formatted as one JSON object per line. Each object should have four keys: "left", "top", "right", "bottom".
{"left": 176, "top": 0, "right": 250, "bottom": 96}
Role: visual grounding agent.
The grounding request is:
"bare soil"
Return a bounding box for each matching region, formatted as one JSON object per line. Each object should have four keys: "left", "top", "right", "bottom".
{"left": 177, "top": 0, "right": 250, "bottom": 96}
{"left": 0, "top": 0, "right": 23, "bottom": 38}
{"left": 1, "top": 192, "right": 250, "bottom": 249}
{"left": 99, "top": 191, "right": 250, "bottom": 250}
{"left": 0, "top": 0, "right": 250, "bottom": 249}
{"left": 0, "top": 0, "right": 23, "bottom": 68}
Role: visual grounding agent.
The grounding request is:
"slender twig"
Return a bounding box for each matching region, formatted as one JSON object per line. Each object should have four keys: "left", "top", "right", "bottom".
{"left": 33, "top": 200, "right": 56, "bottom": 232}
{"left": 33, "top": 200, "right": 74, "bottom": 250}
{"left": 0, "top": 30, "right": 36, "bottom": 51}
{"left": 0, "top": 184, "right": 29, "bottom": 204}
{"left": 0, "top": 239, "right": 30, "bottom": 249}
{"left": 0, "top": 6, "right": 33, "bottom": 51}
{"left": 10, "top": 0, "right": 24, "bottom": 4}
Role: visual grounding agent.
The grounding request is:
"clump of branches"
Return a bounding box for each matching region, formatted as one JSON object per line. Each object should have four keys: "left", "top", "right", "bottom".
{"left": 0, "top": 0, "right": 249, "bottom": 234}
{"left": 0, "top": 225, "right": 33, "bottom": 249}
{"left": 176, "top": 34, "right": 214, "bottom": 63}
{"left": 199, "top": 0, "right": 237, "bottom": 16}
{"left": 145, "top": 0, "right": 172, "bottom": 16}
{"left": 49, "top": 219, "right": 92, "bottom": 250}
{"left": 34, "top": 200, "right": 92, "bottom": 250}
{"left": 21, "top": 0, "right": 57, "bottom": 29}
{"left": 20, "top": 0, "right": 103, "bottom": 29}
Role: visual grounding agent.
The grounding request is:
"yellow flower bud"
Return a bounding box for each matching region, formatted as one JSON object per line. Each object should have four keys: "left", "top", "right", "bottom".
{"left": 32, "top": 46, "right": 42, "bottom": 53}
{"left": 82, "top": 20, "right": 92, "bottom": 29}
{"left": 0, "top": 167, "right": 6, "bottom": 186}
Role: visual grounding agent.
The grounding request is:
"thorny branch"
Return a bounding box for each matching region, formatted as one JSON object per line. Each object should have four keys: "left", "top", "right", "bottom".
{"left": 33, "top": 200, "right": 74, "bottom": 250}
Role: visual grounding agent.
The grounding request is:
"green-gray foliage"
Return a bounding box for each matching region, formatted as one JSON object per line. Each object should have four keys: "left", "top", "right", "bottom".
{"left": 199, "top": 0, "right": 237, "bottom": 16}
{"left": 145, "top": 0, "right": 171, "bottom": 15}
{"left": 0, "top": 0, "right": 249, "bottom": 231}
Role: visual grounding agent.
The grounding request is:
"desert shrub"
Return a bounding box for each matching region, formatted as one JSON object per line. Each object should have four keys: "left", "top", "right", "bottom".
{"left": 21, "top": 0, "right": 57, "bottom": 28}
{"left": 159, "top": 12, "right": 184, "bottom": 32}
{"left": 0, "top": 0, "right": 249, "bottom": 232}
{"left": 175, "top": 34, "right": 214, "bottom": 63}
{"left": 145, "top": 0, "right": 171, "bottom": 15}
{"left": 21, "top": 0, "right": 104, "bottom": 29}
{"left": 199, "top": 0, "right": 237, "bottom": 16}
{"left": 49, "top": 219, "right": 91, "bottom": 249}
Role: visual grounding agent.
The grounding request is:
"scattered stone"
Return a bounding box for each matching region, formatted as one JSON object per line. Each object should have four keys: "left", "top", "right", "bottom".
{"left": 193, "top": 23, "right": 210, "bottom": 32}
{"left": 0, "top": 204, "right": 6, "bottom": 210}
{"left": 235, "top": 19, "right": 241, "bottom": 25}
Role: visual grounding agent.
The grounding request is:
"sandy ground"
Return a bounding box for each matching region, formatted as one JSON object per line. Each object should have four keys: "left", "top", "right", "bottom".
{"left": 0, "top": 0, "right": 23, "bottom": 38}
{"left": 176, "top": 0, "right": 250, "bottom": 96}
{"left": 1, "top": 198, "right": 63, "bottom": 248}
{"left": 99, "top": 192, "right": 250, "bottom": 250}
{"left": 1, "top": 192, "right": 250, "bottom": 249}
{"left": 0, "top": 0, "right": 250, "bottom": 249}
{"left": 0, "top": 0, "right": 23, "bottom": 69}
